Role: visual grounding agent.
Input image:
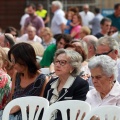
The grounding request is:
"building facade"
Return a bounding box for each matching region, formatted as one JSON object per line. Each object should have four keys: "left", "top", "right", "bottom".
{"left": 0, "top": 0, "right": 119, "bottom": 31}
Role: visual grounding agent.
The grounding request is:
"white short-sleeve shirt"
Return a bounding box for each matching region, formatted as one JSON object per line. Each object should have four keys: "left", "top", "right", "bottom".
{"left": 16, "top": 34, "right": 42, "bottom": 43}
{"left": 51, "top": 9, "right": 67, "bottom": 35}
{"left": 79, "top": 11, "right": 94, "bottom": 29}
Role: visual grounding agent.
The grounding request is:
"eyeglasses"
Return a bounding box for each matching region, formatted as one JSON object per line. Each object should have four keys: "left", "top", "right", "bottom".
{"left": 43, "top": 34, "right": 49, "bottom": 37}
{"left": 109, "top": 31, "right": 116, "bottom": 33}
{"left": 109, "top": 31, "right": 117, "bottom": 34}
{"left": 54, "top": 60, "right": 68, "bottom": 66}
{"left": 95, "top": 49, "right": 113, "bottom": 56}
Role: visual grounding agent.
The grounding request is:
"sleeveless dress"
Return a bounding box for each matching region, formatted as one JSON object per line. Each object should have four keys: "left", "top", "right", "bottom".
{"left": 9, "top": 73, "right": 46, "bottom": 120}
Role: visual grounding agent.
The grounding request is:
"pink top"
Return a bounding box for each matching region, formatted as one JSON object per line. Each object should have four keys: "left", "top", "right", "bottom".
{"left": 71, "top": 25, "right": 81, "bottom": 39}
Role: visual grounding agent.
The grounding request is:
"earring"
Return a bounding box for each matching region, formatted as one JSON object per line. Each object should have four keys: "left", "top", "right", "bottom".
{"left": 70, "top": 70, "right": 72, "bottom": 74}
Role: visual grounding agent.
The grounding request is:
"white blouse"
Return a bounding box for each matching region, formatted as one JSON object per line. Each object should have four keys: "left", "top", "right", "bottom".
{"left": 86, "top": 81, "right": 120, "bottom": 109}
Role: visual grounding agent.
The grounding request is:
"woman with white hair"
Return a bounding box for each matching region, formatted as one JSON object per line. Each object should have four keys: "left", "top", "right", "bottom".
{"left": 86, "top": 55, "right": 120, "bottom": 108}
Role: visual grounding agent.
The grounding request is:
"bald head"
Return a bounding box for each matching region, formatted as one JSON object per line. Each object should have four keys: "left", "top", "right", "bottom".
{"left": 0, "top": 33, "right": 15, "bottom": 48}
{"left": 27, "top": 26, "right": 36, "bottom": 33}
{"left": 83, "top": 35, "right": 98, "bottom": 43}
{"left": 83, "top": 4, "right": 89, "bottom": 9}
{"left": 82, "top": 35, "right": 98, "bottom": 59}
{"left": 26, "top": 26, "right": 37, "bottom": 40}
{"left": 83, "top": 4, "right": 89, "bottom": 13}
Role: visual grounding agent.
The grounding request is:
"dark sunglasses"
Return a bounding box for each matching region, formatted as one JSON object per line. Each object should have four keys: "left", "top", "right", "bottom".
{"left": 109, "top": 31, "right": 116, "bottom": 33}
{"left": 95, "top": 49, "right": 113, "bottom": 56}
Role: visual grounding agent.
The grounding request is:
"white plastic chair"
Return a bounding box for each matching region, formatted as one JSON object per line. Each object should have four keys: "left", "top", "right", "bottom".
{"left": 83, "top": 105, "right": 120, "bottom": 120}
{"left": 42, "top": 100, "right": 91, "bottom": 120}
{"left": 40, "top": 68, "right": 50, "bottom": 75}
{"left": 2, "top": 96, "right": 49, "bottom": 120}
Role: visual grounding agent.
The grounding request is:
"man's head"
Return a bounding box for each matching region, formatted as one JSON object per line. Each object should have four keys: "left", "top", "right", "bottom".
{"left": 82, "top": 35, "right": 98, "bottom": 59}
{"left": 0, "top": 34, "right": 15, "bottom": 48}
{"left": 5, "top": 26, "right": 18, "bottom": 38}
{"left": 27, "top": 3, "right": 36, "bottom": 16}
{"left": 114, "top": 3, "right": 120, "bottom": 17}
{"left": 94, "top": 8, "right": 100, "bottom": 14}
{"left": 100, "top": 17, "right": 112, "bottom": 34}
{"left": 56, "top": 34, "right": 72, "bottom": 49}
{"left": 96, "top": 36, "right": 119, "bottom": 60}
{"left": 51, "top": 1, "right": 63, "bottom": 13}
{"left": 27, "top": 26, "right": 36, "bottom": 40}
{"left": 83, "top": 4, "right": 89, "bottom": 13}
{"left": 37, "top": 4, "right": 43, "bottom": 11}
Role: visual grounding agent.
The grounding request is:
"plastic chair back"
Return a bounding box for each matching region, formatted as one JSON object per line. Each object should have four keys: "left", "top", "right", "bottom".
{"left": 2, "top": 96, "right": 49, "bottom": 120}
{"left": 40, "top": 68, "right": 50, "bottom": 75}
{"left": 83, "top": 105, "right": 120, "bottom": 120}
{"left": 42, "top": 100, "right": 91, "bottom": 120}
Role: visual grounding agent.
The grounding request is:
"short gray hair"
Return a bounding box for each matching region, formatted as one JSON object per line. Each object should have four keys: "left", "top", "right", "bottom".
{"left": 52, "top": 1, "right": 63, "bottom": 9}
{"left": 97, "top": 36, "right": 119, "bottom": 55}
{"left": 54, "top": 49, "right": 82, "bottom": 77}
{"left": 88, "top": 55, "right": 117, "bottom": 80}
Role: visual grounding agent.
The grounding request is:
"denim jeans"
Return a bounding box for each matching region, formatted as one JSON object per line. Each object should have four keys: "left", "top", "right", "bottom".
{"left": 0, "top": 110, "right": 22, "bottom": 120}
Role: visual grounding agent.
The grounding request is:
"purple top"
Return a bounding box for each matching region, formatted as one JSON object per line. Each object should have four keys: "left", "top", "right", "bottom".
{"left": 24, "top": 15, "right": 44, "bottom": 35}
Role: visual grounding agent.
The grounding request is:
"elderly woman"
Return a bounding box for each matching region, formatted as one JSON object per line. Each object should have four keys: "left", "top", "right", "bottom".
{"left": 43, "top": 49, "right": 89, "bottom": 120}
{"left": 86, "top": 55, "right": 120, "bottom": 108}
{"left": 50, "top": 40, "right": 90, "bottom": 79}
{"left": 41, "top": 27, "right": 56, "bottom": 50}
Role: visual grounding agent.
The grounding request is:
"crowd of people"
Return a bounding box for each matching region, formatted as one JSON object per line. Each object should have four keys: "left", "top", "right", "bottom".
{"left": 0, "top": 0, "right": 120, "bottom": 120}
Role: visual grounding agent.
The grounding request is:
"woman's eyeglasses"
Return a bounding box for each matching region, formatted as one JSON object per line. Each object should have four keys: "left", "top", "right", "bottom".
{"left": 54, "top": 60, "right": 68, "bottom": 66}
